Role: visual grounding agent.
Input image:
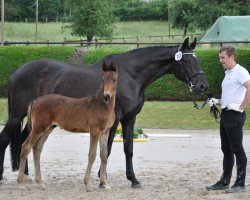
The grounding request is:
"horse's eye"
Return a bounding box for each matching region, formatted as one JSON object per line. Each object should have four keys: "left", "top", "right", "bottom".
{"left": 112, "top": 79, "right": 116, "bottom": 83}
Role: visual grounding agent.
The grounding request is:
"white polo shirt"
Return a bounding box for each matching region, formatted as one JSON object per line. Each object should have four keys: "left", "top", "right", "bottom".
{"left": 221, "top": 64, "right": 250, "bottom": 109}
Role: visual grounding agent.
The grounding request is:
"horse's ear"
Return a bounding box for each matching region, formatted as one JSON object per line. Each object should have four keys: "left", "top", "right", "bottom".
{"left": 110, "top": 61, "right": 118, "bottom": 72}
{"left": 180, "top": 37, "right": 189, "bottom": 50}
{"left": 102, "top": 62, "right": 109, "bottom": 72}
{"left": 190, "top": 37, "right": 197, "bottom": 50}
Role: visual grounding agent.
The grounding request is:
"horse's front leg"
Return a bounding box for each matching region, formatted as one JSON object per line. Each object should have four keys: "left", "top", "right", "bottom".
{"left": 99, "top": 131, "right": 111, "bottom": 190}
{"left": 84, "top": 131, "right": 99, "bottom": 192}
{"left": 121, "top": 117, "right": 141, "bottom": 188}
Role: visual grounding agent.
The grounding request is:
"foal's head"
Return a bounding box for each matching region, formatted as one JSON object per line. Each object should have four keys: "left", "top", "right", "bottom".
{"left": 102, "top": 61, "right": 118, "bottom": 102}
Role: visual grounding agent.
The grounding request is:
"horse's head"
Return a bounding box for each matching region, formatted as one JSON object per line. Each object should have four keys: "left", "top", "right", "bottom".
{"left": 102, "top": 61, "right": 118, "bottom": 102}
{"left": 173, "top": 38, "right": 209, "bottom": 94}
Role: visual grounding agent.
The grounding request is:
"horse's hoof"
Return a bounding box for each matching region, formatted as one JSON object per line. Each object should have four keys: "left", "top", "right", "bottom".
{"left": 18, "top": 184, "right": 26, "bottom": 190}
{"left": 85, "top": 186, "right": 94, "bottom": 192}
{"left": 36, "top": 183, "right": 47, "bottom": 190}
{"left": 24, "top": 175, "right": 31, "bottom": 183}
{"left": 99, "top": 183, "right": 111, "bottom": 190}
{"left": 131, "top": 181, "right": 142, "bottom": 189}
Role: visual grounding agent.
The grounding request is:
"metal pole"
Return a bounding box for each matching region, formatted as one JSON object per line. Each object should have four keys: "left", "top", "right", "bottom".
{"left": 35, "top": 0, "right": 38, "bottom": 42}
{"left": 1, "top": 0, "right": 4, "bottom": 45}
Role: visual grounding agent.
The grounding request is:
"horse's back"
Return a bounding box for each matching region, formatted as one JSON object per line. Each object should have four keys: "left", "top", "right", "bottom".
{"left": 7, "top": 59, "right": 102, "bottom": 118}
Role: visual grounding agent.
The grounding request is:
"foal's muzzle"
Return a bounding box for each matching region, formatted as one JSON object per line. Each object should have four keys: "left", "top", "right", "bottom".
{"left": 103, "top": 94, "right": 111, "bottom": 102}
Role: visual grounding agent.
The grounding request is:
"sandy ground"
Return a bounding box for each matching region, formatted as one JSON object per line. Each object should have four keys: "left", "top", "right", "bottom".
{"left": 0, "top": 127, "right": 250, "bottom": 200}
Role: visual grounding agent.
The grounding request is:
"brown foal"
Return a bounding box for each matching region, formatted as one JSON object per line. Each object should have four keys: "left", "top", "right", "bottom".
{"left": 17, "top": 61, "right": 118, "bottom": 191}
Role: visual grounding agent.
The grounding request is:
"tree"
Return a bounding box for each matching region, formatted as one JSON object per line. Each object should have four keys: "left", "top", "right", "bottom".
{"left": 170, "top": 0, "right": 197, "bottom": 36}
{"left": 193, "top": 0, "right": 249, "bottom": 30}
{"left": 66, "top": 0, "right": 116, "bottom": 42}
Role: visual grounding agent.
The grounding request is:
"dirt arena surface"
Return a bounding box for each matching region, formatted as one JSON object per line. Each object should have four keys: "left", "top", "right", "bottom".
{"left": 0, "top": 127, "right": 250, "bottom": 200}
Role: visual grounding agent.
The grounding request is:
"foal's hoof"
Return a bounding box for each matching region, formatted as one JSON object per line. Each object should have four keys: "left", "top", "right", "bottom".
{"left": 36, "top": 183, "right": 47, "bottom": 190}
{"left": 23, "top": 175, "right": 31, "bottom": 183}
{"left": 85, "top": 186, "right": 94, "bottom": 192}
{"left": 99, "top": 183, "right": 111, "bottom": 190}
{"left": 18, "top": 184, "right": 26, "bottom": 190}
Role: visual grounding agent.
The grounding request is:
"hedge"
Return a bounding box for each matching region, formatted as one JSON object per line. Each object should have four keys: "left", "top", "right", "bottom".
{"left": 1, "top": 47, "right": 250, "bottom": 101}
{"left": 0, "top": 46, "right": 76, "bottom": 96}
{"left": 83, "top": 48, "right": 250, "bottom": 101}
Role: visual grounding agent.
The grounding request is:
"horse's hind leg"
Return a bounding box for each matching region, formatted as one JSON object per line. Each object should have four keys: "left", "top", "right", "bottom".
{"left": 99, "top": 132, "right": 111, "bottom": 190}
{"left": 17, "top": 130, "right": 41, "bottom": 189}
{"left": 84, "top": 130, "right": 99, "bottom": 192}
{"left": 33, "top": 129, "right": 52, "bottom": 190}
{"left": 17, "top": 137, "right": 33, "bottom": 188}
{"left": 0, "top": 117, "right": 22, "bottom": 181}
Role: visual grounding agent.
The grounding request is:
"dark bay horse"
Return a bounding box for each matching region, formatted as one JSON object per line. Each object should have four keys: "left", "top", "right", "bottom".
{"left": 17, "top": 62, "right": 118, "bottom": 191}
{"left": 0, "top": 38, "right": 208, "bottom": 188}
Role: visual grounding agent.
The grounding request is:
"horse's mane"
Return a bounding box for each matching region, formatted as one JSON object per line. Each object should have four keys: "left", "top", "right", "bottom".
{"left": 104, "top": 45, "right": 179, "bottom": 60}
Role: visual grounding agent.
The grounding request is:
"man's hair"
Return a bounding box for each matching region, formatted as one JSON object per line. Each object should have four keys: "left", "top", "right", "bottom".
{"left": 219, "top": 46, "right": 237, "bottom": 60}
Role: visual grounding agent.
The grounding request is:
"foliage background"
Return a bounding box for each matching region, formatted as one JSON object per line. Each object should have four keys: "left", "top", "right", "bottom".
{"left": 0, "top": 46, "right": 75, "bottom": 96}
{"left": 1, "top": 47, "right": 250, "bottom": 100}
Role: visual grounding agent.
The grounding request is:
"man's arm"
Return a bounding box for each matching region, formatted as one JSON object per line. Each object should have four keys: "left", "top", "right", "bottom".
{"left": 240, "top": 79, "right": 250, "bottom": 110}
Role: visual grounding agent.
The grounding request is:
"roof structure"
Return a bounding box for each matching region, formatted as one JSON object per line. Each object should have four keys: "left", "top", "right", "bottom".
{"left": 200, "top": 16, "right": 250, "bottom": 42}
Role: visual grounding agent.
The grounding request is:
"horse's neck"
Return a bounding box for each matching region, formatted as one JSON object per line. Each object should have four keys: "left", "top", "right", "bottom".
{"left": 122, "top": 47, "right": 177, "bottom": 88}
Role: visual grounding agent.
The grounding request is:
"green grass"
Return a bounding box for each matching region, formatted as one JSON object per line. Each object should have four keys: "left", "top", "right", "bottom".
{"left": 0, "top": 98, "right": 7, "bottom": 125}
{"left": 1, "top": 99, "right": 249, "bottom": 129}
{"left": 3, "top": 21, "right": 200, "bottom": 43}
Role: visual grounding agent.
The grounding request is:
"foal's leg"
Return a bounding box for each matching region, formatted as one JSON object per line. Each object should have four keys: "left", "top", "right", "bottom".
{"left": 17, "top": 131, "right": 41, "bottom": 188}
{"left": 84, "top": 131, "right": 99, "bottom": 192}
{"left": 99, "top": 131, "right": 111, "bottom": 190}
{"left": 33, "top": 129, "right": 52, "bottom": 190}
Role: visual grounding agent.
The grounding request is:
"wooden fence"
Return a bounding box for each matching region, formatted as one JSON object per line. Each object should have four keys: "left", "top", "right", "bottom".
{"left": 2, "top": 33, "right": 250, "bottom": 48}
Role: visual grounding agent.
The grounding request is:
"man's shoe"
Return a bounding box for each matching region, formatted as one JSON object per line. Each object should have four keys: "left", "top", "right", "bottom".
{"left": 205, "top": 182, "right": 229, "bottom": 191}
{"left": 225, "top": 184, "right": 245, "bottom": 193}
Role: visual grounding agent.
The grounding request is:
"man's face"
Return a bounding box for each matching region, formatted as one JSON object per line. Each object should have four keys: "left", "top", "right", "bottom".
{"left": 219, "top": 51, "right": 234, "bottom": 70}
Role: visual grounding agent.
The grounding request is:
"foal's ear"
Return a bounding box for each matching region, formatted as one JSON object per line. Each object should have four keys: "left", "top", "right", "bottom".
{"left": 180, "top": 37, "right": 189, "bottom": 50}
{"left": 110, "top": 61, "right": 118, "bottom": 72}
{"left": 190, "top": 37, "right": 197, "bottom": 50}
{"left": 102, "top": 61, "right": 109, "bottom": 72}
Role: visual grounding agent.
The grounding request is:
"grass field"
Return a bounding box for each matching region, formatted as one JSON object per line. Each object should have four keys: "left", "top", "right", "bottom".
{"left": 3, "top": 21, "right": 202, "bottom": 43}
{"left": 1, "top": 99, "right": 249, "bottom": 129}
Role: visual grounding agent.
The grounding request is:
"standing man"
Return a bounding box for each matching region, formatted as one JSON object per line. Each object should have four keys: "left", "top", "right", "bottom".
{"left": 206, "top": 46, "right": 250, "bottom": 193}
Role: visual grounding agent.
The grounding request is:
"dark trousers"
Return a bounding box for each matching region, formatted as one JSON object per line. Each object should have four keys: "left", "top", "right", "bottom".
{"left": 220, "top": 109, "right": 247, "bottom": 186}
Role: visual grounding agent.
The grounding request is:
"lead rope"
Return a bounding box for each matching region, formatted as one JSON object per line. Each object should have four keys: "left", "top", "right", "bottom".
{"left": 176, "top": 49, "right": 220, "bottom": 122}
{"left": 207, "top": 92, "right": 220, "bottom": 123}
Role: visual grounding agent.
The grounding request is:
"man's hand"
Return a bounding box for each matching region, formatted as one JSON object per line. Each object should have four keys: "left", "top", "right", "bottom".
{"left": 228, "top": 103, "right": 244, "bottom": 113}
{"left": 207, "top": 98, "right": 219, "bottom": 106}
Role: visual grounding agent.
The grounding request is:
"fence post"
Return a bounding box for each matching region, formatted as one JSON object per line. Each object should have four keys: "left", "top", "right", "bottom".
{"left": 63, "top": 38, "right": 66, "bottom": 46}
{"left": 95, "top": 38, "right": 98, "bottom": 47}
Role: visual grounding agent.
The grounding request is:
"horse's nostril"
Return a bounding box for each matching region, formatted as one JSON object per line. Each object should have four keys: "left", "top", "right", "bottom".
{"left": 103, "top": 94, "right": 111, "bottom": 102}
{"left": 200, "top": 84, "right": 207, "bottom": 91}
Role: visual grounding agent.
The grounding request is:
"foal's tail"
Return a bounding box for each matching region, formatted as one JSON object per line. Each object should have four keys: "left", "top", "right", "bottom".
{"left": 27, "top": 100, "right": 36, "bottom": 131}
